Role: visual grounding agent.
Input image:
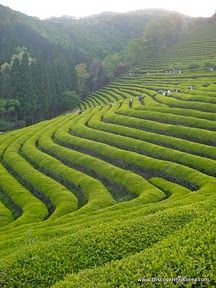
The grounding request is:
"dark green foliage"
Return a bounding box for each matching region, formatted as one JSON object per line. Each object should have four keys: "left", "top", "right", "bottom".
{"left": 0, "top": 48, "right": 78, "bottom": 126}
{"left": 61, "top": 91, "right": 81, "bottom": 111}
{"left": 0, "top": 4, "right": 198, "bottom": 129}
{"left": 0, "top": 98, "right": 20, "bottom": 130}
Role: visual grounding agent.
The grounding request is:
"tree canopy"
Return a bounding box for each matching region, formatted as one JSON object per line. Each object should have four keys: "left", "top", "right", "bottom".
{"left": 61, "top": 91, "right": 81, "bottom": 111}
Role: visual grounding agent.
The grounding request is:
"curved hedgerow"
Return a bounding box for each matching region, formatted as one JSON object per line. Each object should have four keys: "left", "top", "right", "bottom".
{"left": 0, "top": 164, "right": 48, "bottom": 227}
{"left": 2, "top": 118, "right": 80, "bottom": 219}
{"left": 0, "top": 201, "right": 13, "bottom": 227}
{"left": 54, "top": 115, "right": 215, "bottom": 195}
{"left": 135, "top": 105, "right": 216, "bottom": 122}
{"left": 53, "top": 120, "right": 166, "bottom": 203}
{"left": 0, "top": 202, "right": 204, "bottom": 288}
{"left": 107, "top": 105, "right": 216, "bottom": 146}
{"left": 53, "top": 200, "right": 216, "bottom": 288}
{"left": 119, "top": 103, "right": 216, "bottom": 131}
{"left": 92, "top": 105, "right": 216, "bottom": 160}
{"left": 35, "top": 116, "right": 116, "bottom": 213}
{"left": 155, "top": 94, "right": 216, "bottom": 113}
{"left": 168, "top": 91, "right": 216, "bottom": 104}
{"left": 86, "top": 107, "right": 216, "bottom": 176}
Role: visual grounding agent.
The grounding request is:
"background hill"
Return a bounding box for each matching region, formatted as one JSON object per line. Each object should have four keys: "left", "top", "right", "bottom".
{"left": 0, "top": 4, "right": 215, "bottom": 131}
{"left": 0, "top": 5, "right": 192, "bottom": 130}
{"left": 133, "top": 13, "right": 216, "bottom": 70}
{"left": 0, "top": 5, "right": 161, "bottom": 62}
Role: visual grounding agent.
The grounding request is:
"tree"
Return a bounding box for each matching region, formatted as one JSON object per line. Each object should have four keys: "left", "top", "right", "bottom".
{"left": 61, "top": 91, "right": 81, "bottom": 112}
{"left": 0, "top": 63, "right": 11, "bottom": 99}
{"left": 113, "top": 63, "right": 127, "bottom": 77}
{"left": 31, "top": 60, "right": 51, "bottom": 121}
{"left": 75, "top": 64, "right": 90, "bottom": 97}
{"left": 102, "top": 53, "right": 120, "bottom": 78}
{"left": 0, "top": 98, "right": 20, "bottom": 130}
{"left": 126, "top": 37, "right": 149, "bottom": 65}
{"left": 10, "top": 52, "right": 36, "bottom": 125}
{"left": 144, "top": 13, "right": 183, "bottom": 56}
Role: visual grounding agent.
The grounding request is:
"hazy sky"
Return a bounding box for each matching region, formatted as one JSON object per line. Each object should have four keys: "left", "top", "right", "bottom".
{"left": 0, "top": 0, "right": 215, "bottom": 19}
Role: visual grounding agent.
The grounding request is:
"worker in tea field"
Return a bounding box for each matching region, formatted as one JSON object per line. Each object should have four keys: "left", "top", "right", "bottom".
{"left": 139, "top": 95, "right": 144, "bottom": 104}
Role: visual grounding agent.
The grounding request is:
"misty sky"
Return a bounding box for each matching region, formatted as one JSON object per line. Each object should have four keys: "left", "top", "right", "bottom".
{"left": 0, "top": 0, "right": 215, "bottom": 19}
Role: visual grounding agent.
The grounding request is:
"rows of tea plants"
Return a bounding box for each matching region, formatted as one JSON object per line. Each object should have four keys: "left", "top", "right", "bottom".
{"left": 0, "top": 58, "right": 216, "bottom": 287}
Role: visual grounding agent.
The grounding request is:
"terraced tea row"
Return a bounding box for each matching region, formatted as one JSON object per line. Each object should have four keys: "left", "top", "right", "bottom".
{"left": 0, "top": 66, "right": 216, "bottom": 287}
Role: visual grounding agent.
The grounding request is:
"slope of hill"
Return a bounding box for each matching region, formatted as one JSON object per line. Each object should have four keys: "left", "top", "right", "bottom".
{"left": 0, "top": 5, "right": 172, "bottom": 63}
{"left": 1, "top": 5, "right": 189, "bottom": 130}
{"left": 1, "top": 67, "right": 216, "bottom": 288}
{"left": 135, "top": 14, "right": 216, "bottom": 71}
{"left": 0, "top": 7, "right": 216, "bottom": 288}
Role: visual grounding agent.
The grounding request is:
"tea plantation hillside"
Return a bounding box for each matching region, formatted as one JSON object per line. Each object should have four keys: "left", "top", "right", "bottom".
{"left": 134, "top": 15, "right": 216, "bottom": 71}
{"left": 1, "top": 20, "right": 216, "bottom": 287}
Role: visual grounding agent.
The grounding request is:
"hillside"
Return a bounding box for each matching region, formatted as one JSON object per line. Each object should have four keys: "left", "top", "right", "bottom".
{"left": 135, "top": 14, "right": 216, "bottom": 70}
{"left": 0, "top": 5, "right": 159, "bottom": 62}
{"left": 0, "top": 10, "right": 216, "bottom": 286}
{"left": 1, "top": 5, "right": 190, "bottom": 130}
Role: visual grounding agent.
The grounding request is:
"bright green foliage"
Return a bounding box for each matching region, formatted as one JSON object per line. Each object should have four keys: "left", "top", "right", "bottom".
{"left": 0, "top": 204, "right": 203, "bottom": 288}
{"left": 53, "top": 201, "right": 216, "bottom": 288}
